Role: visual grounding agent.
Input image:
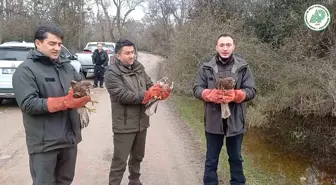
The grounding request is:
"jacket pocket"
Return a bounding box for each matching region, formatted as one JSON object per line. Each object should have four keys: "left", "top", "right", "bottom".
{"left": 206, "top": 75, "right": 216, "bottom": 89}
{"left": 25, "top": 115, "right": 45, "bottom": 147}
{"left": 42, "top": 112, "right": 68, "bottom": 142}
{"left": 137, "top": 75, "right": 147, "bottom": 92}
{"left": 203, "top": 69, "right": 216, "bottom": 89}
{"left": 100, "top": 54, "right": 106, "bottom": 61}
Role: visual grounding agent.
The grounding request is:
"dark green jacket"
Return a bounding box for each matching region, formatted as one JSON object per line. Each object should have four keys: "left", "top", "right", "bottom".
{"left": 193, "top": 54, "right": 257, "bottom": 137}
{"left": 104, "top": 59, "right": 154, "bottom": 133}
{"left": 12, "top": 50, "right": 83, "bottom": 154}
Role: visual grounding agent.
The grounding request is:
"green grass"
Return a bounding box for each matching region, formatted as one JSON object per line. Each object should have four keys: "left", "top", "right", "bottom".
{"left": 169, "top": 94, "right": 293, "bottom": 185}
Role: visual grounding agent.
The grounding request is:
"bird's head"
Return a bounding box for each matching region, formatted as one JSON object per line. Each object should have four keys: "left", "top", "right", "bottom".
{"left": 216, "top": 77, "right": 236, "bottom": 90}
{"left": 157, "top": 77, "right": 174, "bottom": 91}
{"left": 70, "top": 80, "right": 93, "bottom": 97}
{"left": 70, "top": 80, "right": 78, "bottom": 89}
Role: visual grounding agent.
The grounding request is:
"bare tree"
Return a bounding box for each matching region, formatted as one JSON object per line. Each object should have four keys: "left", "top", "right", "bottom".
{"left": 0, "top": 0, "right": 94, "bottom": 51}
{"left": 95, "top": 0, "right": 144, "bottom": 39}
{"left": 0, "top": 0, "right": 4, "bottom": 43}
{"left": 113, "top": 0, "right": 143, "bottom": 36}
{"left": 96, "top": 0, "right": 116, "bottom": 40}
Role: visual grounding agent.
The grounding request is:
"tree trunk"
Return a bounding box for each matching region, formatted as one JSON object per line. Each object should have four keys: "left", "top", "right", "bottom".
{"left": 0, "top": 0, "right": 2, "bottom": 43}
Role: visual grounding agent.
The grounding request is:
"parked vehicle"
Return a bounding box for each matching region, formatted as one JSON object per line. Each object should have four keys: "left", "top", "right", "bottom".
{"left": 75, "top": 42, "right": 116, "bottom": 78}
{"left": 0, "top": 41, "right": 83, "bottom": 105}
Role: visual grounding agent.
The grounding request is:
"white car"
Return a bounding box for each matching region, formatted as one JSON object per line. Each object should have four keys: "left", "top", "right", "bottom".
{"left": 0, "top": 41, "right": 82, "bottom": 105}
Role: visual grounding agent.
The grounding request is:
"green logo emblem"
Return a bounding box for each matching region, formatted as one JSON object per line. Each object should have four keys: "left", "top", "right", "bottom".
{"left": 304, "top": 4, "right": 331, "bottom": 31}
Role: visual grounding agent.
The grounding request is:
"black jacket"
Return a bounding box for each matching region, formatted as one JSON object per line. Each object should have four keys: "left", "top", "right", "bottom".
{"left": 92, "top": 49, "right": 109, "bottom": 66}
{"left": 12, "top": 50, "right": 83, "bottom": 154}
{"left": 193, "top": 54, "right": 256, "bottom": 136}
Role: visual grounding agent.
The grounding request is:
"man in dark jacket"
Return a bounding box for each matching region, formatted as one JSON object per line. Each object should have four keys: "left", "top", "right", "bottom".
{"left": 92, "top": 42, "right": 109, "bottom": 88}
{"left": 105, "top": 39, "right": 170, "bottom": 185}
{"left": 12, "top": 24, "right": 91, "bottom": 185}
{"left": 193, "top": 33, "right": 256, "bottom": 185}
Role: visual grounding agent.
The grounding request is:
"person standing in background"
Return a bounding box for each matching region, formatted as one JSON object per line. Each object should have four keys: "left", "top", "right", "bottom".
{"left": 92, "top": 42, "right": 109, "bottom": 88}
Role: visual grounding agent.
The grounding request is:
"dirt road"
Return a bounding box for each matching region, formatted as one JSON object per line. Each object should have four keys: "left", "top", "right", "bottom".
{"left": 0, "top": 53, "right": 204, "bottom": 185}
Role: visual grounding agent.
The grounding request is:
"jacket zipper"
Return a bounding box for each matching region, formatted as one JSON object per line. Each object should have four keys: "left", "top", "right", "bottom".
{"left": 138, "top": 75, "right": 143, "bottom": 132}
{"left": 54, "top": 66, "right": 64, "bottom": 92}
{"left": 124, "top": 107, "right": 127, "bottom": 125}
{"left": 139, "top": 106, "right": 142, "bottom": 131}
{"left": 54, "top": 66, "right": 72, "bottom": 141}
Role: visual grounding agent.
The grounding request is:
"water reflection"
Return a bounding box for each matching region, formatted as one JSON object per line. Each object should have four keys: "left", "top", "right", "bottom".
{"left": 244, "top": 128, "right": 335, "bottom": 185}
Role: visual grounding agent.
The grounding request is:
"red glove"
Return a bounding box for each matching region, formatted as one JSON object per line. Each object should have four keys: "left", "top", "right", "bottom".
{"left": 47, "top": 89, "right": 91, "bottom": 113}
{"left": 141, "top": 84, "right": 164, "bottom": 104}
{"left": 160, "top": 90, "right": 170, "bottom": 100}
{"left": 156, "top": 86, "right": 171, "bottom": 100}
{"left": 201, "top": 89, "right": 224, "bottom": 104}
{"left": 233, "top": 89, "right": 246, "bottom": 103}
{"left": 221, "top": 89, "right": 236, "bottom": 103}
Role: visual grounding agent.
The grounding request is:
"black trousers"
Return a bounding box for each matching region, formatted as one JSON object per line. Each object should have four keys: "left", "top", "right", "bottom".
{"left": 29, "top": 146, "right": 78, "bottom": 185}
{"left": 94, "top": 65, "right": 105, "bottom": 86}
{"left": 203, "top": 132, "right": 246, "bottom": 185}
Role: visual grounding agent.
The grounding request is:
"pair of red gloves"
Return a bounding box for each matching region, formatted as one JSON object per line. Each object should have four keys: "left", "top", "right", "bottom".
{"left": 142, "top": 84, "right": 170, "bottom": 104}
{"left": 201, "top": 88, "right": 245, "bottom": 104}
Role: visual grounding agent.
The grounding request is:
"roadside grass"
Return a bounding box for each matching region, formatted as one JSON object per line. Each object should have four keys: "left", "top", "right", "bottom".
{"left": 168, "top": 94, "right": 291, "bottom": 185}
{"left": 0, "top": 107, "right": 7, "bottom": 114}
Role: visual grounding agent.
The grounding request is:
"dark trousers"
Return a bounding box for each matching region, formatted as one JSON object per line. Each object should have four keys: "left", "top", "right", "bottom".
{"left": 109, "top": 129, "right": 147, "bottom": 185}
{"left": 29, "top": 146, "right": 78, "bottom": 185}
{"left": 94, "top": 65, "right": 105, "bottom": 86}
{"left": 203, "top": 132, "right": 246, "bottom": 185}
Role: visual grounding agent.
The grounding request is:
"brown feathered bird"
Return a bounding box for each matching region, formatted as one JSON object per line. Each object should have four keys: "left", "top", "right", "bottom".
{"left": 216, "top": 77, "right": 236, "bottom": 119}
{"left": 216, "top": 77, "right": 235, "bottom": 90}
{"left": 144, "top": 77, "right": 174, "bottom": 116}
{"left": 70, "top": 80, "right": 98, "bottom": 128}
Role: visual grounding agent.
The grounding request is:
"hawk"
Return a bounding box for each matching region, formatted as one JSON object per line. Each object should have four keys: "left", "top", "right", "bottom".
{"left": 145, "top": 77, "right": 174, "bottom": 116}
{"left": 70, "top": 80, "right": 98, "bottom": 129}
{"left": 216, "top": 77, "right": 236, "bottom": 119}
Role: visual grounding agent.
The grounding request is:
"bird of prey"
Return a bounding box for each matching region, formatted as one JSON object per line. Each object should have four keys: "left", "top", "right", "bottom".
{"left": 144, "top": 77, "right": 174, "bottom": 116}
{"left": 70, "top": 80, "right": 98, "bottom": 128}
{"left": 216, "top": 77, "right": 236, "bottom": 119}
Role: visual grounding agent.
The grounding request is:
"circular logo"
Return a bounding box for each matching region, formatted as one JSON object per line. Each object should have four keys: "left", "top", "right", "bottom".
{"left": 304, "top": 4, "right": 331, "bottom": 31}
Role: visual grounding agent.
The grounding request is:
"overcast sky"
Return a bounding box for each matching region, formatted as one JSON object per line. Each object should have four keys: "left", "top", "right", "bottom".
{"left": 88, "top": 1, "right": 147, "bottom": 21}
{"left": 129, "top": 5, "right": 146, "bottom": 20}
